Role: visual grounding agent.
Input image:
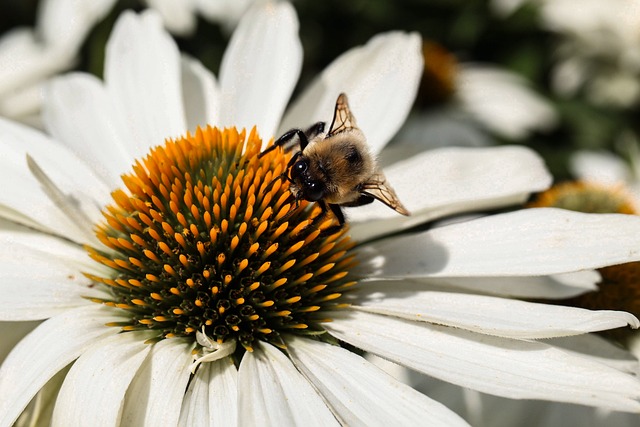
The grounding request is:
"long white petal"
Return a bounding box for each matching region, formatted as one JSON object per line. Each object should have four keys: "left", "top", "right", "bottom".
{"left": 238, "top": 342, "right": 339, "bottom": 426}
{"left": 326, "top": 310, "right": 640, "bottom": 412}
{"left": 181, "top": 55, "right": 220, "bottom": 132}
{"left": 120, "top": 338, "right": 193, "bottom": 426}
{"left": 0, "top": 117, "right": 110, "bottom": 243}
{"left": 43, "top": 73, "right": 135, "bottom": 188}
{"left": 279, "top": 32, "right": 423, "bottom": 155}
{"left": 105, "top": 11, "right": 187, "bottom": 158}
{"left": 179, "top": 357, "right": 238, "bottom": 426}
{"left": 413, "top": 271, "right": 600, "bottom": 299}
{"left": 358, "top": 208, "right": 640, "bottom": 278}
{"left": 406, "top": 272, "right": 598, "bottom": 299}
{"left": 350, "top": 281, "right": 638, "bottom": 339}
{"left": 51, "top": 331, "right": 153, "bottom": 427}
{"left": 348, "top": 146, "right": 551, "bottom": 241}
{"left": 548, "top": 334, "right": 640, "bottom": 374}
{"left": 0, "top": 306, "right": 122, "bottom": 427}
{"left": 0, "top": 225, "right": 109, "bottom": 320}
{"left": 287, "top": 336, "right": 470, "bottom": 426}
{"left": 219, "top": 1, "right": 302, "bottom": 141}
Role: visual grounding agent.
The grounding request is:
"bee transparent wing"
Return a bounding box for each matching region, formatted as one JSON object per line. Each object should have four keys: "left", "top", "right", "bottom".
{"left": 327, "top": 93, "right": 359, "bottom": 136}
{"left": 361, "top": 171, "right": 410, "bottom": 216}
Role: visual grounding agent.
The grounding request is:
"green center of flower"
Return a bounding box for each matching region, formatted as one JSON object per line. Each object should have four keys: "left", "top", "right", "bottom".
{"left": 528, "top": 181, "right": 637, "bottom": 214}
{"left": 86, "top": 126, "right": 357, "bottom": 351}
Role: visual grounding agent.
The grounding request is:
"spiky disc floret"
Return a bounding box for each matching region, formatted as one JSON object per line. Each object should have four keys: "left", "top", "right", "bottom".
{"left": 86, "top": 126, "right": 357, "bottom": 351}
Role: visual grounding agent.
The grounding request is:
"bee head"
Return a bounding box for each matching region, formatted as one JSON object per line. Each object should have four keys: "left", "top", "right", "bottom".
{"left": 290, "top": 156, "right": 325, "bottom": 201}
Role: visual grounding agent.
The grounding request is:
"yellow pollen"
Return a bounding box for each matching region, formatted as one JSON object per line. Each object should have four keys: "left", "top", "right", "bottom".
{"left": 256, "top": 262, "right": 271, "bottom": 276}
{"left": 272, "top": 278, "right": 288, "bottom": 288}
{"left": 264, "top": 243, "right": 279, "bottom": 258}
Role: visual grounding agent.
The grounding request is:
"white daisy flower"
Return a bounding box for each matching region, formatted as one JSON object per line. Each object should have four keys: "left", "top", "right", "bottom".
{"left": 3, "top": 3, "right": 640, "bottom": 426}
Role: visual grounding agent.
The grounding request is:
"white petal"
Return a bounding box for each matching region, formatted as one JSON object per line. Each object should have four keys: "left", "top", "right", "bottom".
{"left": 326, "top": 310, "right": 640, "bottom": 412}
{"left": 0, "top": 29, "right": 73, "bottom": 98}
{"left": 280, "top": 31, "right": 423, "bottom": 154}
{"left": 43, "top": 73, "right": 135, "bottom": 188}
{"left": 415, "top": 271, "right": 600, "bottom": 299}
{"left": 0, "top": 225, "right": 109, "bottom": 320}
{"left": 105, "top": 11, "right": 187, "bottom": 158}
{"left": 457, "top": 64, "right": 558, "bottom": 140}
{"left": 287, "top": 337, "right": 470, "bottom": 426}
{"left": 196, "top": 0, "right": 253, "bottom": 26}
{"left": 181, "top": 55, "right": 220, "bottom": 131}
{"left": 179, "top": 357, "right": 238, "bottom": 426}
{"left": 219, "top": 1, "right": 302, "bottom": 141}
{"left": 388, "top": 108, "right": 492, "bottom": 152}
{"left": 0, "top": 117, "right": 110, "bottom": 243}
{"left": 359, "top": 208, "right": 640, "bottom": 278}
{"left": 350, "top": 281, "right": 638, "bottom": 339}
{"left": 37, "top": 0, "right": 116, "bottom": 51}
{"left": 570, "top": 149, "right": 632, "bottom": 184}
{"left": 52, "top": 331, "right": 153, "bottom": 427}
{"left": 121, "top": 338, "right": 193, "bottom": 426}
{"left": 348, "top": 146, "right": 551, "bottom": 241}
{"left": 0, "top": 79, "right": 44, "bottom": 119}
{"left": 0, "top": 306, "right": 122, "bottom": 427}
{"left": 145, "top": 0, "right": 198, "bottom": 35}
{"left": 238, "top": 342, "right": 339, "bottom": 426}
{"left": 549, "top": 334, "right": 640, "bottom": 375}
{"left": 0, "top": 320, "right": 39, "bottom": 364}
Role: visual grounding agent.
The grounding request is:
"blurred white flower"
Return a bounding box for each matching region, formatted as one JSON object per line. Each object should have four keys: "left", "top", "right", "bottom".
{"left": 0, "top": 0, "right": 255, "bottom": 127}
{"left": 491, "top": 0, "right": 640, "bottom": 108}
{"left": 570, "top": 133, "right": 640, "bottom": 209}
{"left": 456, "top": 63, "right": 558, "bottom": 140}
{"left": 0, "top": 0, "right": 115, "bottom": 126}
{"left": 393, "top": 43, "right": 557, "bottom": 156}
{"left": 145, "top": 0, "right": 255, "bottom": 35}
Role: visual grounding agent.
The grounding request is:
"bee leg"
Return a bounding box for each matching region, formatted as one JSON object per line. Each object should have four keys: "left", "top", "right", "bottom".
{"left": 259, "top": 127, "right": 315, "bottom": 158}
{"left": 307, "top": 202, "right": 345, "bottom": 237}
{"left": 279, "top": 192, "right": 301, "bottom": 221}
{"left": 304, "top": 122, "right": 325, "bottom": 140}
{"left": 327, "top": 203, "right": 346, "bottom": 226}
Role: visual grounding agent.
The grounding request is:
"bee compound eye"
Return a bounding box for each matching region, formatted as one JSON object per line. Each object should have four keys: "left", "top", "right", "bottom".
{"left": 294, "top": 160, "right": 307, "bottom": 173}
{"left": 291, "top": 159, "right": 308, "bottom": 179}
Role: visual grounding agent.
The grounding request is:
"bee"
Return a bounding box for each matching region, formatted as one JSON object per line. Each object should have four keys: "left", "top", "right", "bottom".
{"left": 259, "top": 93, "right": 409, "bottom": 228}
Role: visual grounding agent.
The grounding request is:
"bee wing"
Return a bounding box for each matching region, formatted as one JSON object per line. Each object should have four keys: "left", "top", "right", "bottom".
{"left": 361, "top": 171, "right": 410, "bottom": 216}
{"left": 327, "top": 93, "right": 359, "bottom": 136}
